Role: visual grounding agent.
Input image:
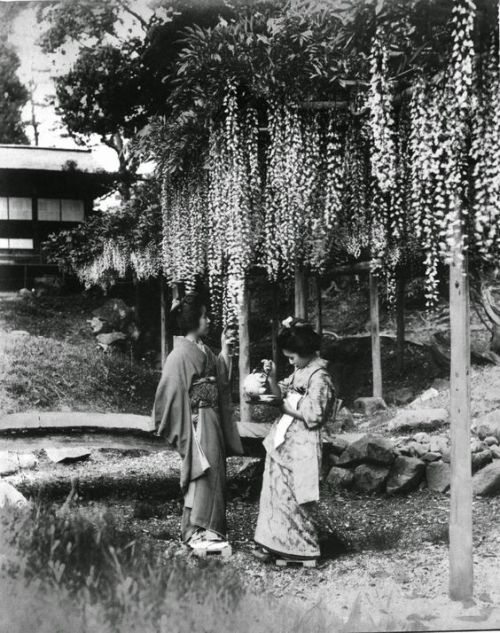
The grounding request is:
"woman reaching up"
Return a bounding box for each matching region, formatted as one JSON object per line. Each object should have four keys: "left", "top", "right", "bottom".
{"left": 253, "top": 318, "right": 335, "bottom": 564}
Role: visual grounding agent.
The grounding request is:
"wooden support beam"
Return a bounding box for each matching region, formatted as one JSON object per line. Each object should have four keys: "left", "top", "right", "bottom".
{"left": 328, "top": 261, "right": 372, "bottom": 276}
{"left": 449, "top": 221, "right": 473, "bottom": 601}
{"left": 271, "top": 282, "right": 280, "bottom": 371}
{"left": 396, "top": 275, "right": 406, "bottom": 372}
{"left": 238, "top": 281, "right": 252, "bottom": 426}
{"left": 294, "top": 265, "right": 308, "bottom": 319}
{"left": 160, "top": 277, "right": 168, "bottom": 365}
{"left": 314, "top": 275, "right": 323, "bottom": 335}
{"left": 369, "top": 272, "right": 383, "bottom": 399}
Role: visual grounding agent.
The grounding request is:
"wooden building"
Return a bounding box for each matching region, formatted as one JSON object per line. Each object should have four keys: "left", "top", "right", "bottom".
{"left": 0, "top": 144, "right": 113, "bottom": 289}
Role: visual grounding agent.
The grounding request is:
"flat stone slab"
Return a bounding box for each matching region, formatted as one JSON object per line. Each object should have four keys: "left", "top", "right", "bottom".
{"left": 388, "top": 408, "right": 449, "bottom": 432}
{"left": 45, "top": 447, "right": 92, "bottom": 463}
{"left": 0, "top": 411, "right": 155, "bottom": 432}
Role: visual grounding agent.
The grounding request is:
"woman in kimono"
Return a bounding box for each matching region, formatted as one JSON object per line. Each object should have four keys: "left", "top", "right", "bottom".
{"left": 253, "top": 318, "right": 335, "bottom": 563}
{"left": 152, "top": 293, "right": 243, "bottom": 554}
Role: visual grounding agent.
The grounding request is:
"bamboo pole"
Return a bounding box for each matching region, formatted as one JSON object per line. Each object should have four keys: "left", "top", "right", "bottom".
{"left": 294, "top": 265, "right": 308, "bottom": 319}
{"left": 449, "top": 221, "right": 473, "bottom": 601}
{"left": 396, "top": 274, "right": 405, "bottom": 372}
{"left": 238, "top": 281, "right": 252, "bottom": 426}
{"left": 369, "top": 272, "right": 383, "bottom": 399}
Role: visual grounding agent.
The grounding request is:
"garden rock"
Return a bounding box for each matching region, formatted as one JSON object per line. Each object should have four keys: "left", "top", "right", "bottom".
{"left": 389, "top": 387, "right": 414, "bottom": 406}
{"left": 337, "top": 434, "right": 394, "bottom": 467}
{"left": 0, "top": 482, "right": 28, "bottom": 508}
{"left": 326, "top": 466, "right": 354, "bottom": 490}
{"left": 414, "top": 432, "right": 431, "bottom": 444}
{"left": 432, "top": 378, "right": 450, "bottom": 392}
{"left": 426, "top": 461, "right": 451, "bottom": 492}
{"left": 11, "top": 453, "right": 37, "bottom": 470}
{"left": 476, "top": 410, "right": 500, "bottom": 441}
{"left": 327, "top": 435, "right": 350, "bottom": 456}
{"left": 45, "top": 447, "right": 91, "bottom": 464}
{"left": 484, "top": 436, "right": 499, "bottom": 446}
{"left": 386, "top": 456, "right": 425, "bottom": 494}
{"left": 429, "top": 435, "right": 449, "bottom": 454}
{"left": 422, "top": 452, "right": 441, "bottom": 463}
{"left": 353, "top": 463, "right": 390, "bottom": 493}
{"left": 88, "top": 317, "right": 110, "bottom": 335}
{"left": 0, "top": 454, "right": 19, "bottom": 476}
{"left": 388, "top": 408, "right": 448, "bottom": 432}
{"left": 92, "top": 298, "right": 133, "bottom": 330}
{"left": 409, "top": 388, "right": 439, "bottom": 408}
{"left": 473, "top": 461, "right": 500, "bottom": 496}
{"left": 407, "top": 441, "right": 429, "bottom": 459}
{"left": 332, "top": 407, "right": 356, "bottom": 432}
{"left": 490, "top": 445, "right": 500, "bottom": 459}
{"left": 352, "top": 397, "right": 387, "bottom": 416}
{"left": 96, "top": 331, "right": 128, "bottom": 350}
{"left": 471, "top": 449, "right": 493, "bottom": 473}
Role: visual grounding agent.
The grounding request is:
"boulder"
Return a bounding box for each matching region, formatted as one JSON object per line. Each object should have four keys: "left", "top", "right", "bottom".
{"left": 352, "top": 397, "right": 387, "bottom": 416}
{"left": 18, "top": 288, "right": 33, "bottom": 299}
{"left": 414, "top": 432, "right": 431, "bottom": 444}
{"left": 470, "top": 438, "right": 485, "bottom": 454}
{"left": 45, "top": 447, "right": 91, "bottom": 464}
{"left": 8, "top": 330, "right": 30, "bottom": 337}
{"left": 88, "top": 317, "right": 110, "bottom": 335}
{"left": 353, "top": 463, "right": 390, "bottom": 493}
{"left": 332, "top": 407, "right": 356, "bottom": 432}
{"left": 327, "top": 435, "right": 350, "bottom": 456}
{"left": 389, "top": 387, "right": 414, "bottom": 406}
{"left": 386, "top": 456, "right": 426, "bottom": 494}
{"left": 96, "top": 331, "right": 128, "bottom": 350}
{"left": 490, "top": 445, "right": 500, "bottom": 459}
{"left": 476, "top": 410, "right": 500, "bottom": 441}
{"left": 432, "top": 378, "right": 450, "bottom": 392}
{"left": 92, "top": 298, "right": 133, "bottom": 330}
{"left": 11, "top": 453, "right": 37, "bottom": 470}
{"left": 473, "top": 461, "right": 500, "bottom": 496}
{"left": 409, "top": 388, "right": 439, "bottom": 408}
{"left": 426, "top": 461, "right": 450, "bottom": 492}
{"left": 407, "top": 441, "right": 429, "bottom": 459}
{"left": 388, "top": 408, "right": 449, "bottom": 432}
{"left": 326, "top": 466, "right": 354, "bottom": 490}
{"left": 422, "top": 452, "right": 441, "bottom": 463}
{"left": 484, "top": 436, "right": 499, "bottom": 447}
{"left": 429, "top": 435, "right": 449, "bottom": 454}
{"left": 0, "top": 482, "right": 28, "bottom": 508}
{"left": 337, "top": 434, "right": 395, "bottom": 467}
{"left": 471, "top": 449, "right": 493, "bottom": 473}
{"left": 0, "top": 454, "right": 19, "bottom": 476}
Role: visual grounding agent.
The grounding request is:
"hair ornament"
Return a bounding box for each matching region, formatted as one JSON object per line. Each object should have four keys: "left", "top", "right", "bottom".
{"left": 281, "top": 316, "right": 294, "bottom": 328}
{"left": 170, "top": 298, "right": 181, "bottom": 312}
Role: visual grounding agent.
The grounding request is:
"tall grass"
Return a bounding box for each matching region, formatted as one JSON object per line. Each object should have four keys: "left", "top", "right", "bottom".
{"left": 0, "top": 504, "right": 410, "bottom": 633}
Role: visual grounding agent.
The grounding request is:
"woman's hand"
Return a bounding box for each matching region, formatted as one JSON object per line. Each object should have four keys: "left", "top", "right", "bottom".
{"left": 262, "top": 359, "right": 277, "bottom": 379}
{"left": 221, "top": 327, "right": 237, "bottom": 357}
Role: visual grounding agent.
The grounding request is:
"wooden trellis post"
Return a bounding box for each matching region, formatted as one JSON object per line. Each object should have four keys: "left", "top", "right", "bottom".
{"left": 294, "top": 265, "right": 308, "bottom": 319}
{"left": 238, "top": 281, "right": 252, "bottom": 425}
{"left": 396, "top": 274, "right": 406, "bottom": 372}
{"left": 160, "top": 277, "right": 168, "bottom": 365}
{"left": 271, "top": 282, "right": 280, "bottom": 371}
{"left": 449, "top": 219, "right": 473, "bottom": 601}
{"left": 369, "top": 272, "right": 382, "bottom": 399}
{"left": 313, "top": 275, "right": 323, "bottom": 335}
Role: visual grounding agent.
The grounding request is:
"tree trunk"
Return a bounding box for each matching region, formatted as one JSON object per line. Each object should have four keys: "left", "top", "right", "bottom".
{"left": 369, "top": 272, "right": 382, "bottom": 399}
{"left": 294, "top": 265, "right": 308, "bottom": 319}
{"left": 172, "top": 282, "right": 183, "bottom": 349}
{"left": 396, "top": 274, "right": 406, "bottom": 372}
{"left": 449, "top": 221, "right": 473, "bottom": 601}
{"left": 238, "top": 281, "right": 251, "bottom": 426}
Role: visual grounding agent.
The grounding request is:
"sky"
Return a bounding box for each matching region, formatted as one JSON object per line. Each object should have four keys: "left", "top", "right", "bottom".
{"left": 2, "top": 0, "right": 157, "bottom": 173}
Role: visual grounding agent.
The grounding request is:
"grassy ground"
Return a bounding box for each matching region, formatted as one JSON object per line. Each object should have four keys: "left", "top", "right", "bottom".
{"left": 0, "top": 293, "right": 157, "bottom": 416}
{"left": 2, "top": 291, "right": 500, "bottom": 630}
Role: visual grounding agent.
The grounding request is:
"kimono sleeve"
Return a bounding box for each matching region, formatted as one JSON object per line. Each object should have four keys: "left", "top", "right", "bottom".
{"left": 298, "top": 369, "right": 335, "bottom": 429}
{"left": 278, "top": 373, "right": 294, "bottom": 398}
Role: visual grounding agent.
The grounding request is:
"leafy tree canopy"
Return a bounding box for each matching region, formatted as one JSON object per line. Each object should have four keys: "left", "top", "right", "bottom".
{"left": 0, "top": 37, "right": 28, "bottom": 144}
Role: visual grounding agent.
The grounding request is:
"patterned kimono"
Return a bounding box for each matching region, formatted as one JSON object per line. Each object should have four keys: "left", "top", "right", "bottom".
{"left": 254, "top": 357, "right": 334, "bottom": 558}
{"left": 152, "top": 337, "right": 243, "bottom": 542}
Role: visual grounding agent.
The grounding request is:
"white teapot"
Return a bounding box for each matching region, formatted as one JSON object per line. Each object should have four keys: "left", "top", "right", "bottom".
{"left": 243, "top": 370, "right": 268, "bottom": 398}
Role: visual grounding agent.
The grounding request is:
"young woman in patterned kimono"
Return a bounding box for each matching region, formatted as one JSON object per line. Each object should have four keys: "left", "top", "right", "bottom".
{"left": 253, "top": 318, "right": 335, "bottom": 563}
{"left": 152, "top": 293, "right": 243, "bottom": 553}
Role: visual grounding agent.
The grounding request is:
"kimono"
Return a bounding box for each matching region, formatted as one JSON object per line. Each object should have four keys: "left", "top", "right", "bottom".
{"left": 254, "top": 357, "right": 334, "bottom": 558}
{"left": 152, "top": 337, "right": 243, "bottom": 542}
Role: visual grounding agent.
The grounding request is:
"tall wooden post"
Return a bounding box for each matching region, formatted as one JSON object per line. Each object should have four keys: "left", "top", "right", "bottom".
{"left": 314, "top": 275, "right": 323, "bottom": 335}
{"left": 449, "top": 221, "right": 473, "bottom": 601}
{"left": 160, "top": 277, "right": 168, "bottom": 365}
{"left": 369, "top": 272, "right": 382, "bottom": 399}
{"left": 238, "top": 281, "right": 251, "bottom": 425}
{"left": 396, "top": 274, "right": 406, "bottom": 372}
{"left": 172, "top": 282, "right": 182, "bottom": 349}
{"left": 271, "top": 282, "right": 280, "bottom": 371}
{"left": 294, "top": 265, "right": 308, "bottom": 319}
